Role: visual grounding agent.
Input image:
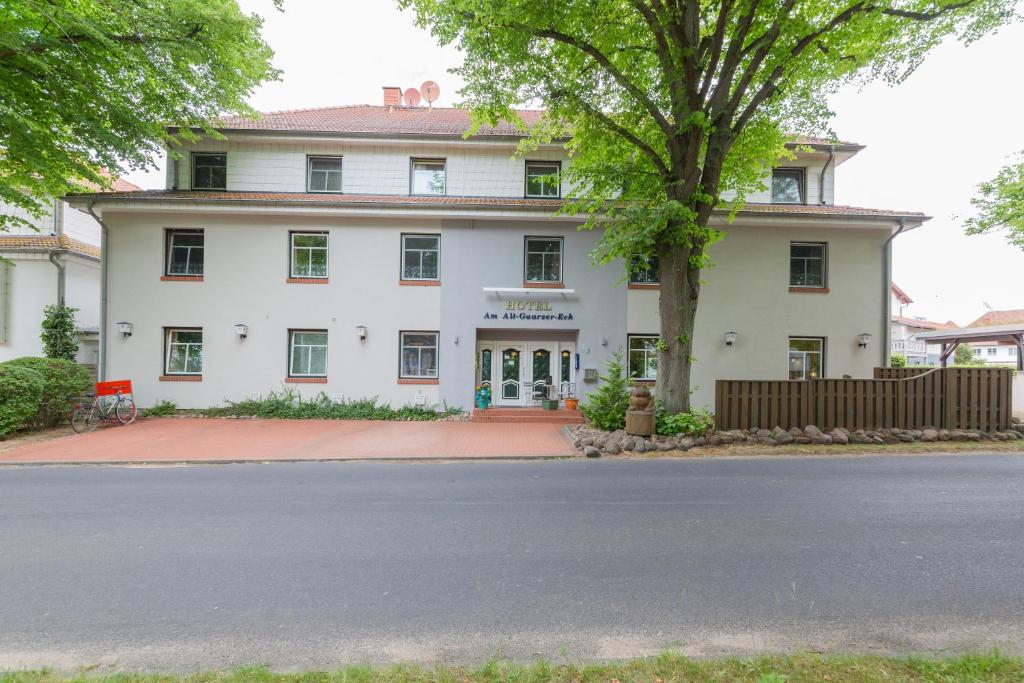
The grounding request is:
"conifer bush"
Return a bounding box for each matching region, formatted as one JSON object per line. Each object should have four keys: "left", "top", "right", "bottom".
{"left": 580, "top": 350, "right": 632, "bottom": 431}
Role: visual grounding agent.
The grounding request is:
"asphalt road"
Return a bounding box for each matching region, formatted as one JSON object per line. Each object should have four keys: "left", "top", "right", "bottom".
{"left": 1, "top": 454, "right": 1023, "bottom": 671}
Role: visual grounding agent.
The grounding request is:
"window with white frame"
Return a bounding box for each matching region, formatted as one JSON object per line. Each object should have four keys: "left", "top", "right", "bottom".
{"left": 400, "top": 331, "right": 438, "bottom": 379}
{"left": 974, "top": 347, "right": 982, "bottom": 356}
{"left": 790, "top": 242, "right": 826, "bottom": 288}
{"left": 401, "top": 234, "right": 440, "bottom": 280}
{"left": 165, "top": 229, "right": 204, "bottom": 276}
{"left": 525, "top": 162, "right": 560, "bottom": 198}
{"left": 290, "top": 232, "right": 328, "bottom": 278}
{"left": 629, "top": 255, "right": 660, "bottom": 284}
{"left": 987, "top": 347, "right": 998, "bottom": 356}
{"left": 307, "top": 156, "right": 343, "bottom": 193}
{"left": 524, "top": 237, "right": 563, "bottom": 283}
{"left": 289, "top": 330, "right": 328, "bottom": 377}
{"left": 628, "top": 335, "right": 659, "bottom": 380}
{"left": 772, "top": 168, "right": 804, "bottom": 203}
{"left": 192, "top": 153, "right": 226, "bottom": 190}
{"left": 410, "top": 159, "right": 446, "bottom": 195}
{"left": 164, "top": 329, "right": 203, "bottom": 375}
{"left": 789, "top": 337, "right": 824, "bottom": 380}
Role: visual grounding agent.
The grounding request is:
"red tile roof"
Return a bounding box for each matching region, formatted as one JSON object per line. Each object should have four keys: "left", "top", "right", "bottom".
{"left": 890, "top": 282, "right": 913, "bottom": 304}
{"left": 67, "top": 189, "right": 923, "bottom": 219}
{"left": 967, "top": 309, "right": 1024, "bottom": 327}
{"left": 891, "top": 315, "right": 957, "bottom": 330}
{"left": 0, "top": 234, "right": 100, "bottom": 259}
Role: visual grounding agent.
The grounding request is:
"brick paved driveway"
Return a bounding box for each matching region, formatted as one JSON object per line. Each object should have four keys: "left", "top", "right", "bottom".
{"left": 0, "top": 418, "right": 575, "bottom": 464}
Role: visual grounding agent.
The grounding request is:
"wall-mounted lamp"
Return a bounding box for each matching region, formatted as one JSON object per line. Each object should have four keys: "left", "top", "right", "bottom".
{"left": 454, "top": 336, "right": 460, "bottom": 345}
{"left": 356, "top": 324, "right": 368, "bottom": 341}
{"left": 857, "top": 332, "right": 872, "bottom": 348}
{"left": 116, "top": 321, "right": 133, "bottom": 338}
{"left": 601, "top": 338, "right": 609, "bottom": 347}
{"left": 724, "top": 331, "right": 737, "bottom": 347}
{"left": 235, "top": 323, "right": 248, "bottom": 339}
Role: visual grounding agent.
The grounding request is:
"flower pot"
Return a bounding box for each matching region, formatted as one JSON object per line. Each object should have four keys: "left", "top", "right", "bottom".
{"left": 565, "top": 398, "right": 579, "bottom": 410}
{"left": 542, "top": 398, "right": 559, "bottom": 410}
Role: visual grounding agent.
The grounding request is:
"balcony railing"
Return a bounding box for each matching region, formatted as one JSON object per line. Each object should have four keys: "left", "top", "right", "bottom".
{"left": 891, "top": 339, "right": 928, "bottom": 354}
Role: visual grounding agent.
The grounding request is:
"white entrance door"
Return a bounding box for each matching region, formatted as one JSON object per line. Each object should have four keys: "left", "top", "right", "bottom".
{"left": 476, "top": 343, "right": 495, "bottom": 392}
{"left": 557, "top": 342, "right": 576, "bottom": 398}
{"left": 527, "top": 342, "right": 557, "bottom": 403}
{"left": 496, "top": 344, "right": 526, "bottom": 406}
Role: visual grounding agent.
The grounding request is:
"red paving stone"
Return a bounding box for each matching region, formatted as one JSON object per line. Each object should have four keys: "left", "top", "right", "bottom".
{"left": 0, "top": 418, "right": 575, "bottom": 464}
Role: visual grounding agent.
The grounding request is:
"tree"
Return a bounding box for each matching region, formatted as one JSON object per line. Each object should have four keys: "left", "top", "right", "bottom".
{"left": 965, "top": 153, "right": 1024, "bottom": 249}
{"left": 580, "top": 350, "right": 632, "bottom": 431}
{"left": 953, "top": 343, "right": 979, "bottom": 366}
{"left": 0, "top": 0, "right": 280, "bottom": 230}
{"left": 890, "top": 353, "right": 907, "bottom": 368}
{"left": 40, "top": 304, "right": 79, "bottom": 361}
{"left": 401, "top": 0, "right": 1018, "bottom": 411}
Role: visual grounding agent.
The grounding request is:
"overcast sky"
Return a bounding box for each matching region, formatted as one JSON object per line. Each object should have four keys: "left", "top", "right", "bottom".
{"left": 125, "top": 1, "right": 1024, "bottom": 326}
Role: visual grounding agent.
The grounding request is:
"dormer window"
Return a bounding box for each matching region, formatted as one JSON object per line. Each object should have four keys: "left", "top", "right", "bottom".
{"left": 307, "top": 156, "right": 343, "bottom": 193}
{"left": 525, "top": 162, "right": 561, "bottom": 198}
{"left": 771, "top": 168, "right": 804, "bottom": 204}
{"left": 411, "top": 159, "right": 446, "bottom": 195}
{"left": 192, "top": 153, "right": 226, "bottom": 191}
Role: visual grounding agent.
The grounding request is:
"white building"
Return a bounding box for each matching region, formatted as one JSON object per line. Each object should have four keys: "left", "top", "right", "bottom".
{"left": 965, "top": 309, "right": 1024, "bottom": 365}
{"left": 0, "top": 180, "right": 138, "bottom": 368}
{"left": 68, "top": 91, "right": 928, "bottom": 410}
{"left": 889, "top": 283, "right": 953, "bottom": 365}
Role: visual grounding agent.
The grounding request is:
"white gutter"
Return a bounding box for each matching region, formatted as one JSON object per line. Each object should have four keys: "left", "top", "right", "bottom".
{"left": 87, "top": 201, "right": 109, "bottom": 381}
{"left": 882, "top": 219, "right": 907, "bottom": 368}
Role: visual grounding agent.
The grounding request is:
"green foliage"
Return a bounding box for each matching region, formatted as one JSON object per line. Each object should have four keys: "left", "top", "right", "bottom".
{"left": 953, "top": 344, "right": 986, "bottom": 366}
{"left": 200, "top": 390, "right": 461, "bottom": 421}
{"left": 655, "top": 408, "right": 715, "bottom": 437}
{"left": 39, "top": 305, "right": 79, "bottom": 361}
{"left": 0, "top": 0, "right": 280, "bottom": 231}
{"left": 890, "top": 353, "right": 907, "bottom": 368}
{"left": 965, "top": 152, "right": 1024, "bottom": 249}
{"left": 142, "top": 400, "right": 179, "bottom": 417}
{"left": 580, "top": 350, "right": 631, "bottom": 431}
{"left": 0, "top": 364, "right": 45, "bottom": 437}
{"left": 1, "top": 357, "right": 91, "bottom": 428}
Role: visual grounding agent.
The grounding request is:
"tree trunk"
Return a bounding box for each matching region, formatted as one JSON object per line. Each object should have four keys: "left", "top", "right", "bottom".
{"left": 656, "top": 240, "right": 702, "bottom": 413}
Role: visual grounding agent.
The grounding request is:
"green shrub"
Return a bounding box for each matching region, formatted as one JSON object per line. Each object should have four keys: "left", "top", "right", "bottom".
{"left": 141, "top": 400, "right": 178, "bottom": 417}
{"left": 0, "top": 364, "right": 45, "bottom": 437}
{"left": 1, "top": 357, "right": 90, "bottom": 429}
{"left": 656, "top": 407, "right": 715, "bottom": 436}
{"left": 580, "top": 350, "right": 631, "bottom": 431}
{"left": 890, "top": 353, "right": 907, "bottom": 368}
{"left": 40, "top": 304, "right": 79, "bottom": 361}
{"left": 200, "top": 390, "right": 461, "bottom": 421}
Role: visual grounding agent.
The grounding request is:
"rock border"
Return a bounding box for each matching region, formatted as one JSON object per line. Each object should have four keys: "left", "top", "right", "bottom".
{"left": 570, "top": 417, "right": 1024, "bottom": 457}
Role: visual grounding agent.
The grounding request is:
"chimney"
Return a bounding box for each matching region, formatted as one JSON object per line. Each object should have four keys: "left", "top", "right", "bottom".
{"left": 382, "top": 86, "right": 401, "bottom": 107}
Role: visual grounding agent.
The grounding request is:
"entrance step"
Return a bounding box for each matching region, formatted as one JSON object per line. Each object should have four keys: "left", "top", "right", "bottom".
{"left": 471, "top": 407, "right": 585, "bottom": 424}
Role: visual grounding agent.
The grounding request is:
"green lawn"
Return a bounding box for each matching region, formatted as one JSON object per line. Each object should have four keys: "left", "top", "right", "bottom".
{"left": 3, "top": 652, "right": 1022, "bottom": 683}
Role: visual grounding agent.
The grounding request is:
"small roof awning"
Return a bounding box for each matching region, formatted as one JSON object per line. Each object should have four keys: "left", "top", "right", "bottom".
{"left": 916, "top": 323, "right": 1024, "bottom": 370}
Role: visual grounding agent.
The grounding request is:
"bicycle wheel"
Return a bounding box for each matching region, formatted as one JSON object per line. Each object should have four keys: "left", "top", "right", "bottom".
{"left": 115, "top": 397, "right": 138, "bottom": 424}
{"left": 71, "top": 406, "right": 100, "bottom": 433}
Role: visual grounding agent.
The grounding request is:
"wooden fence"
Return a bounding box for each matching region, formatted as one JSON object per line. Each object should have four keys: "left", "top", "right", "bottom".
{"left": 714, "top": 367, "right": 1015, "bottom": 432}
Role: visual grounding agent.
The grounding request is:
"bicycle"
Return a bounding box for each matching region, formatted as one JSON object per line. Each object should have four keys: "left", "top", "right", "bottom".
{"left": 71, "top": 385, "right": 137, "bottom": 433}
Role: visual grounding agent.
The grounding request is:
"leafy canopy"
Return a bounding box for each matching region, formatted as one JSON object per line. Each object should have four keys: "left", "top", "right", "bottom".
{"left": 965, "top": 153, "right": 1024, "bottom": 249}
{"left": 0, "top": 0, "right": 280, "bottom": 230}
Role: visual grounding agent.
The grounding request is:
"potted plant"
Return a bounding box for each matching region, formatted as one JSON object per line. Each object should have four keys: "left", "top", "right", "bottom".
{"left": 565, "top": 396, "right": 579, "bottom": 410}
{"left": 541, "top": 397, "right": 559, "bottom": 410}
{"left": 474, "top": 384, "right": 492, "bottom": 410}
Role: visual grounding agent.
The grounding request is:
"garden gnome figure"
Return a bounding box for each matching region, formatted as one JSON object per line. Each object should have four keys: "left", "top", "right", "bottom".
{"left": 625, "top": 385, "right": 656, "bottom": 436}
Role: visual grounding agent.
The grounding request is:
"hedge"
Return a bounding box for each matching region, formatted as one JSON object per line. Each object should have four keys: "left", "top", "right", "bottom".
{"left": 2, "top": 357, "right": 92, "bottom": 428}
{"left": 0, "top": 364, "right": 45, "bottom": 437}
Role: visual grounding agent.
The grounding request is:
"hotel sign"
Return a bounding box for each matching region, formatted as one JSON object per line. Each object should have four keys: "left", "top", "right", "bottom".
{"left": 483, "top": 299, "right": 575, "bottom": 322}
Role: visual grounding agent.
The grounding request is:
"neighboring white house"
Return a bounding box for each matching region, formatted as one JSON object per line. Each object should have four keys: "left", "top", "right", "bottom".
{"left": 67, "top": 88, "right": 929, "bottom": 410}
{"left": 965, "top": 309, "right": 1024, "bottom": 365}
{"left": 889, "top": 283, "right": 954, "bottom": 365}
{"left": 0, "top": 179, "right": 139, "bottom": 368}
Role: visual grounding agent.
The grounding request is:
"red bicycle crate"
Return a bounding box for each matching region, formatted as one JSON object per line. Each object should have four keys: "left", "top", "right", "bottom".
{"left": 95, "top": 380, "right": 133, "bottom": 397}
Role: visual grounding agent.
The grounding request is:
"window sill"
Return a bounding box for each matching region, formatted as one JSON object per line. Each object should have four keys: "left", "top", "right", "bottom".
{"left": 789, "top": 286, "right": 829, "bottom": 294}
{"left": 285, "top": 377, "right": 327, "bottom": 384}
{"left": 159, "top": 375, "right": 202, "bottom": 382}
{"left": 523, "top": 282, "right": 564, "bottom": 289}
{"left": 161, "top": 275, "right": 204, "bottom": 282}
{"left": 399, "top": 279, "right": 441, "bottom": 287}
{"left": 628, "top": 283, "right": 660, "bottom": 290}
{"left": 398, "top": 378, "right": 439, "bottom": 385}
{"left": 287, "top": 277, "right": 329, "bottom": 284}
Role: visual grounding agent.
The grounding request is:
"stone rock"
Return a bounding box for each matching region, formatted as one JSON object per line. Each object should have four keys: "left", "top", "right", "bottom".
{"left": 657, "top": 442, "right": 674, "bottom": 452}
{"left": 1013, "top": 416, "right": 1022, "bottom": 425}
{"left": 815, "top": 434, "right": 833, "bottom": 445}
{"left": 908, "top": 430, "right": 923, "bottom": 440}
{"left": 950, "top": 430, "right": 967, "bottom": 442}
{"left": 773, "top": 429, "right": 794, "bottom": 445}
{"left": 921, "top": 428, "right": 938, "bottom": 442}
{"left": 938, "top": 429, "right": 951, "bottom": 441}
{"left": 828, "top": 428, "right": 849, "bottom": 445}
{"left": 633, "top": 437, "right": 647, "bottom": 452}
{"left": 966, "top": 431, "right": 982, "bottom": 442}
{"left": 789, "top": 427, "right": 803, "bottom": 437}
{"left": 835, "top": 427, "right": 851, "bottom": 436}
{"left": 872, "top": 436, "right": 885, "bottom": 445}
{"left": 621, "top": 439, "right": 634, "bottom": 451}
{"left": 794, "top": 436, "right": 812, "bottom": 444}
{"left": 572, "top": 438, "right": 582, "bottom": 449}
{"left": 581, "top": 437, "right": 595, "bottom": 447}
{"left": 804, "top": 425, "right": 822, "bottom": 437}
{"left": 756, "top": 437, "right": 777, "bottom": 447}
{"left": 679, "top": 437, "right": 695, "bottom": 450}
{"left": 604, "top": 442, "right": 621, "bottom": 455}
{"left": 693, "top": 437, "right": 707, "bottom": 447}
{"left": 1003, "top": 430, "right": 1019, "bottom": 440}
{"left": 756, "top": 429, "right": 772, "bottom": 438}
{"left": 897, "top": 433, "right": 915, "bottom": 442}
{"left": 583, "top": 446, "right": 601, "bottom": 458}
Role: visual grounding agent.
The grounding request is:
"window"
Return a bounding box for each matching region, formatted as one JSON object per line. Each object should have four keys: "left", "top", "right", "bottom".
{"left": 401, "top": 234, "right": 440, "bottom": 280}
{"left": 400, "top": 331, "right": 438, "bottom": 379}
{"left": 165, "top": 229, "right": 204, "bottom": 276}
{"left": 307, "top": 156, "right": 343, "bottom": 193}
{"left": 790, "top": 242, "right": 826, "bottom": 288}
{"left": 192, "top": 153, "right": 226, "bottom": 190}
{"left": 524, "top": 237, "right": 563, "bottom": 283}
{"left": 289, "top": 330, "right": 328, "bottom": 377}
{"left": 411, "top": 159, "right": 446, "bottom": 195}
{"left": 630, "top": 255, "right": 660, "bottom": 284}
{"left": 628, "top": 335, "right": 659, "bottom": 381}
{"left": 525, "top": 162, "right": 561, "bottom": 198}
{"left": 974, "top": 347, "right": 982, "bottom": 357}
{"left": 789, "top": 337, "right": 824, "bottom": 380}
{"left": 987, "top": 347, "right": 998, "bottom": 356}
{"left": 771, "top": 168, "right": 804, "bottom": 204}
{"left": 290, "top": 232, "right": 328, "bottom": 278}
{"left": 165, "top": 329, "right": 203, "bottom": 375}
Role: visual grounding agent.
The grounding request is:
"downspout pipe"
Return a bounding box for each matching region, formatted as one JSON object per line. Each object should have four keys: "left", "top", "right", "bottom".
{"left": 882, "top": 218, "right": 907, "bottom": 368}
{"left": 87, "top": 201, "right": 109, "bottom": 382}
{"left": 47, "top": 252, "right": 66, "bottom": 306}
{"left": 819, "top": 144, "right": 835, "bottom": 205}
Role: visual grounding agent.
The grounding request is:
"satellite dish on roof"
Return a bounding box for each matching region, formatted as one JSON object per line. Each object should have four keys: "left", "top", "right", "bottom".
{"left": 420, "top": 80, "right": 440, "bottom": 105}
{"left": 403, "top": 88, "right": 421, "bottom": 106}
